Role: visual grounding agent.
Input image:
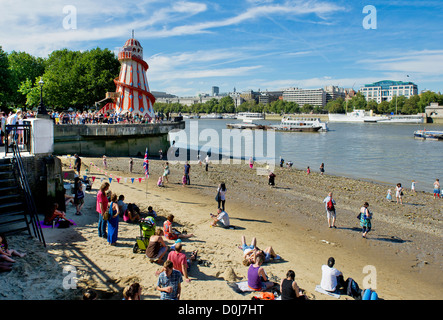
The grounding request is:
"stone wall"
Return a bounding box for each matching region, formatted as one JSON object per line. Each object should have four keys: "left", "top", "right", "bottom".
{"left": 19, "top": 154, "right": 65, "bottom": 214}
{"left": 53, "top": 121, "right": 185, "bottom": 157}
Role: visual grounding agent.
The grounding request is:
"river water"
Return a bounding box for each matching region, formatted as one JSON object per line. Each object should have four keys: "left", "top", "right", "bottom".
{"left": 168, "top": 118, "right": 442, "bottom": 193}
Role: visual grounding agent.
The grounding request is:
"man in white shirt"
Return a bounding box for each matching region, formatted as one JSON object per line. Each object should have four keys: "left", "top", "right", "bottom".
{"left": 210, "top": 208, "right": 230, "bottom": 228}
{"left": 320, "top": 257, "right": 344, "bottom": 292}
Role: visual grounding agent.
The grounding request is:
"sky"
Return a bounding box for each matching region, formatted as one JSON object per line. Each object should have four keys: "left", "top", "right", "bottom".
{"left": 1, "top": 0, "right": 443, "bottom": 97}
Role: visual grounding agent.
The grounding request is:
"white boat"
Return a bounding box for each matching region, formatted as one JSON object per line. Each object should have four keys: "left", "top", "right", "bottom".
{"left": 328, "top": 109, "right": 389, "bottom": 123}
{"left": 270, "top": 117, "right": 327, "bottom": 132}
{"left": 200, "top": 113, "right": 223, "bottom": 119}
{"left": 414, "top": 130, "right": 443, "bottom": 140}
{"left": 236, "top": 112, "right": 265, "bottom": 123}
{"left": 377, "top": 115, "right": 425, "bottom": 124}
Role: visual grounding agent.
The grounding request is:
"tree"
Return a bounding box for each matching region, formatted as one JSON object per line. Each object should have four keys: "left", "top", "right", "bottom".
{"left": 325, "top": 97, "right": 345, "bottom": 113}
{"left": 0, "top": 46, "right": 12, "bottom": 110}
{"left": 8, "top": 51, "right": 45, "bottom": 106}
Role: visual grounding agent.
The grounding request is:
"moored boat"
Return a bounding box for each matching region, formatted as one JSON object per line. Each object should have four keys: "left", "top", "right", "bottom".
{"left": 236, "top": 112, "right": 265, "bottom": 122}
{"left": 329, "top": 109, "right": 388, "bottom": 123}
{"left": 414, "top": 130, "right": 443, "bottom": 140}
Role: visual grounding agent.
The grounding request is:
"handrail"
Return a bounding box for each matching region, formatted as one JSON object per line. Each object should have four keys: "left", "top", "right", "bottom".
{"left": 8, "top": 127, "right": 46, "bottom": 247}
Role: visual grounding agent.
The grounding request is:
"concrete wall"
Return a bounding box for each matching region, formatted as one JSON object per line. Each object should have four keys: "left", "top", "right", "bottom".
{"left": 19, "top": 154, "right": 65, "bottom": 214}
{"left": 53, "top": 122, "right": 185, "bottom": 157}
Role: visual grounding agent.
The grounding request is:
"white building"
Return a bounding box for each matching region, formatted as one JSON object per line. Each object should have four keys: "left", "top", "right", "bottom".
{"left": 360, "top": 80, "right": 418, "bottom": 103}
{"left": 282, "top": 88, "right": 326, "bottom": 107}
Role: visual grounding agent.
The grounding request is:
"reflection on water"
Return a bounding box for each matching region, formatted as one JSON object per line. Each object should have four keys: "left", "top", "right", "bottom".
{"left": 169, "top": 119, "right": 443, "bottom": 192}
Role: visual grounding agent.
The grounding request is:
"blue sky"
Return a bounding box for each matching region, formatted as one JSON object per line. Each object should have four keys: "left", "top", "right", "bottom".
{"left": 1, "top": 0, "right": 443, "bottom": 97}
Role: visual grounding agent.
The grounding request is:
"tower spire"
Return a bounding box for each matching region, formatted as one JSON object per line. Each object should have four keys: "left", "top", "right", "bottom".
{"left": 132, "top": 29, "right": 134, "bottom": 38}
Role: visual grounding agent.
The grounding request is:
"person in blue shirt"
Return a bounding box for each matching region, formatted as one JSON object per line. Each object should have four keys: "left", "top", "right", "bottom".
{"left": 157, "top": 260, "right": 183, "bottom": 300}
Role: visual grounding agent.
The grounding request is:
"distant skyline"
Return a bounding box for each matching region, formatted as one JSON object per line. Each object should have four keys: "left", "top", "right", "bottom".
{"left": 1, "top": 0, "right": 443, "bottom": 97}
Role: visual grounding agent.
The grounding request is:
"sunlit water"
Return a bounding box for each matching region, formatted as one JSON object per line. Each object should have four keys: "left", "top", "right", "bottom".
{"left": 168, "top": 119, "right": 442, "bottom": 193}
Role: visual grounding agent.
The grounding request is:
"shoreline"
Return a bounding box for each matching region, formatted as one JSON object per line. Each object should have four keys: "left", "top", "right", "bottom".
{"left": 1, "top": 156, "right": 442, "bottom": 300}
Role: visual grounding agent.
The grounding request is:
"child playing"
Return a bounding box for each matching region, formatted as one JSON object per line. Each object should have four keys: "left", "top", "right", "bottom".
{"left": 182, "top": 174, "right": 187, "bottom": 187}
{"left": 307, "top": 166, "right": 311, "bottom": 175}
{"left": 411, "top": 180, "right": 416, "bottom": 193}
{"left": 0, "top": 233, "right": 26, "bottom": 263}
{"left": 157, "top": 176, "right": 164, "bottom": 187}
{"left": 386, "top": 189, "right": 392, "bottom": 201}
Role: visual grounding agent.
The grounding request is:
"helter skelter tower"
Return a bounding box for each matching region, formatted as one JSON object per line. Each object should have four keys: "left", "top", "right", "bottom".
{"left": 113, "top": 35, "right": 156, "bottom": 119}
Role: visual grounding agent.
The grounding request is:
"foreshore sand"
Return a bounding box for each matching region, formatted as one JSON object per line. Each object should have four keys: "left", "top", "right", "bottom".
{"left": 1, "top": 155, "right": 442, "bottom": 300}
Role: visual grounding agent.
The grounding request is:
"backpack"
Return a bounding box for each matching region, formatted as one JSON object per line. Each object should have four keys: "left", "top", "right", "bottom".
{"left": 327, "top": 198, "right": 335, "bottom": 211}
{"left": 346, "top": 278, "right": 362, "bottom": 300}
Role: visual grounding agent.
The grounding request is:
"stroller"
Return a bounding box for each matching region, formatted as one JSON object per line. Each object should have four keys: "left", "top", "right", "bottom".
{"left": 132, "top": 216, "right": 156, "bottom": 253}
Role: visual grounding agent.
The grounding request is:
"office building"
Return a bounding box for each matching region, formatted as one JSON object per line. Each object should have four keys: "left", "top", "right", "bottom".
{"left": 282, "top": 88, "right": 326, "bottom": 107}
{"left": 360, "top": 80, "right": 418, "bottom": 103}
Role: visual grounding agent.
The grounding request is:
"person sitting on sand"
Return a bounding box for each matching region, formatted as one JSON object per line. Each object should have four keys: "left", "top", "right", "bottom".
{"left": 163, "top": 214, "right": 194, "bottom": 240}
{"left": 146, "top": 228, "right": 168, "bottom": 264}
{"left": 166, "top": 243, "right": 197, "bottom": 283}
{"left": 123, "top": 203, "right": 141, "bottom": 223}
{"left": 0, "top": 233, "right": 26, "bottom": 263}
{"left": 147, "top": 206, "right": 157, "bottom": 218}
{"left": 210, "top": 208, "right": 230, "bottom": 228}
{"left": 44, "top": 203, "right": 72, "bottom": 226}
{"left": 320, "top": 257, "right": 346, "bottom": 293}
{"left": 123, "top": 282, "right": 142, "bottom": 300}
{"left": 247, "top": 254, "right": 274, "bottom": 292}
{"left": 157, "top": 176, "right": 164, "bottom": 187}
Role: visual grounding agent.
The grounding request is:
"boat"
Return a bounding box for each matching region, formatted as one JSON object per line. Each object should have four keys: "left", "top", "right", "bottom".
{"left": 226, "top": 123, "right": 267, "bottom": 130}
{"left": 200, "top": 113, "right": 223, "bottom": 119}
{"left": 413, "top": 130, "right": 443, "bottom": 140}
{"left": 328, "top": 109, "right": 389, "bottom": 123}
{"left": 377, "top": 115, "right": 425, "bottom": 124}
{"left": 270, "top": 117, "right": 326, "bottom": 132}
{"left": 236, "top": 112, "right": 265, "bottom": 123}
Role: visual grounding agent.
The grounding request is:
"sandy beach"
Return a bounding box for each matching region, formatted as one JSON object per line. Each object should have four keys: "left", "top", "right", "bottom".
{"left": 1, "top": 155, "right": 442, "bottom": 301}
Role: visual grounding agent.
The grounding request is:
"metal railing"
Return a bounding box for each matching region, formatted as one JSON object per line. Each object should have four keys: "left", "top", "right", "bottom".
{"left": 4, "top": 122, "right": 32, "bottom": 154}
{"left": 8, "top": 125, "right": 46, "bottom": 246}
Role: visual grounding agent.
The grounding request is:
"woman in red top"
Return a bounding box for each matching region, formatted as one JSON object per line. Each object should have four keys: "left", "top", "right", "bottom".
{"left": 163, "top": 215, "right": 194, "bottom": 240}
{"left": 96, "top": 182, "right": 110, "bottom": 238}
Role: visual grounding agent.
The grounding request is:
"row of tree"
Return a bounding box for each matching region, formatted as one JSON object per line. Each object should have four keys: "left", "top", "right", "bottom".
{"left": 1, "top": 45, "right": 442, "bottom": 115}
{"left": 0, "top": 46, "right": 119, "bottom": 112}
{"left": 154, "top": 91, "right": 443, "bottom": 116}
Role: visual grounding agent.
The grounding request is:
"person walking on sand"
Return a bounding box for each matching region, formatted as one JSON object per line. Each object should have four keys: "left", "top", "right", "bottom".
{"left": 395, "top": 183, "right": 404, "bottom": 204}
{"left": 74, "top": 154, "right": 81, "bottom": 176}
{"left": 205, "top": 155, "right": 210, "bottom": 172}
{"left": 184, "top": 161, "right": 191, "bottom": 185}
{"left": 103, "top": 155, "right": 107, "bottom": 169}
{"left": 129, "top": 158, "right": 133, "bottom": 173}
{"left": 433, "top": 179, "right": 440, "bottom": 199}
{"left": 163, "top": 162, "right": 170, "bottom": 183}
{"left": 323, "top": 192, "right": 337, "bottom": 228}
{"left": 249, "top": 156, "right": 254, "bottom": 169}
{"left": 359, "top": 202, "right": 372, "bottom": 238}
{"left": 411, "top": 180, "right": 416, "bottom": 193}
{"left": 216, "top": 182, "right": 227, "bottom": 211}
{"left": 96, "top": 182, "right": 110, "bottom": 238}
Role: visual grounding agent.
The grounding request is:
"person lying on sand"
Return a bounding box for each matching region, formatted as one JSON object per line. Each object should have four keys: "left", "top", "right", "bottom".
{"left": 239, "top": 235, "right": 280, "bottom": 266}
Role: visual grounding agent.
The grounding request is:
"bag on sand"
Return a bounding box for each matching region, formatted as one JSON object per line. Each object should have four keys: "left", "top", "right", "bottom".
{"left": 57, "top": 219, "right": 71, "bottom": 228}
{"left": 346, "top": 278, "right": 362, "bottom": 300}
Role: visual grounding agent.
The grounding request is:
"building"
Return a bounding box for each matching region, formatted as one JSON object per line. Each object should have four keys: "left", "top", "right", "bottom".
{"left": 282, "top": 87, "right": 326, "bottom": 107}
{"left": 212, "top": 86, "right": 220, "bottom": 96}
{"left": 324, "top": 85, "right": 346, "bottom": 104}
{"left": 360, "top": 80, "right": 418, "bottom": 103}
{"left": 258, "top": 90, "right": 283, "bottom": 105}
{"left": 425, "top": 102, "right": 443, "bottom": 118}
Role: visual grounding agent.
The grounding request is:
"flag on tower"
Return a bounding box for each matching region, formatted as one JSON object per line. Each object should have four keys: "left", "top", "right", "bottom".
{"left": 143, "top": 148, "right": 149, "bottom": 178}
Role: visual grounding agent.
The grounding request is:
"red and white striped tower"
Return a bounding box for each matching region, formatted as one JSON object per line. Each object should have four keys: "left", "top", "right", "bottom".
{"left": 114, "top": 37, "right": 156, "bottom": 119}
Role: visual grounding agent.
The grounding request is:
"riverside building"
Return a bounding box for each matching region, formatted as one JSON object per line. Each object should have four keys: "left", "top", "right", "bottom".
{"left": 360, "top": 80, "right": 418, "bottom": 103}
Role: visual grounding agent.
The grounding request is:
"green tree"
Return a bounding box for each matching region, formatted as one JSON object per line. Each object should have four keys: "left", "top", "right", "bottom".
{"left": 325, "top": 97, "right": 345, "bottom": 113}
{"left": 0, "top": 46, "right": 12, "bottom": 110}
{"left": 8, "top": 51, "right": 45, "bottom": 106}
{"left": 417, "top": 91, "right": 439, "bottom": 113}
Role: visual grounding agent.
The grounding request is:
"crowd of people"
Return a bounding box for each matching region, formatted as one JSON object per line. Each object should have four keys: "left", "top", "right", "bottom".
{"left": 50, "top": 110, "right": 167, "bottom": 125}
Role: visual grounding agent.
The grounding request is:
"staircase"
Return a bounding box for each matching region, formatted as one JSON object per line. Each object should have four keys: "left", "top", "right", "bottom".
{"left": 0, "top": 158, "right": 29, "bottom": 235}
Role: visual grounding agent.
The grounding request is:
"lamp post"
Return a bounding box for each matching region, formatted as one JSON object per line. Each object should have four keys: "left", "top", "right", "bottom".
{"left": 37, "top": 77, "right": 48, "bottom": 117}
